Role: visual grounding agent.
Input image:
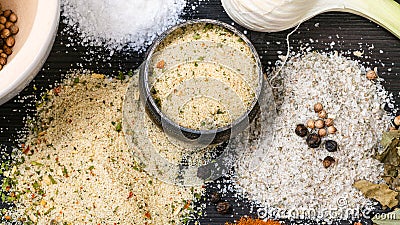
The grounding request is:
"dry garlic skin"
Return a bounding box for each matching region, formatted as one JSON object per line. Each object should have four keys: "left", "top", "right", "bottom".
{"left": 149, "top": 23, "right": 260, "bottom": 130}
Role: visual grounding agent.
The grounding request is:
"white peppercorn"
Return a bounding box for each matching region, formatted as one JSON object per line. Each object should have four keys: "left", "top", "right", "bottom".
{"left": 325, "top": 118, "right": 334, "bottom": 127}
{"left": 306, "top": 119, "right": 315, "bottom": 129}
{"left": 314, "top": 102, "right": 323, "bottom": 113}
{"left": 327, "top": 126, "right": 337, "bottom": 134}
{"left": 318, "top": 109, "right": 327, "bottom": 119}
{"left": 318, "top": 128, "right": 327, "bottom": 137}
{"left": 315, "top": 119, "right": 325, "bottom": 129}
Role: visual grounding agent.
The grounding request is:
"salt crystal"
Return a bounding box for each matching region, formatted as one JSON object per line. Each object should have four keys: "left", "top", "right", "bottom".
{"left": 61, "top": 0, "right": 187, "bottom": 52}
{"left": 234, "top": 52, "right": 390, "bottom": 221}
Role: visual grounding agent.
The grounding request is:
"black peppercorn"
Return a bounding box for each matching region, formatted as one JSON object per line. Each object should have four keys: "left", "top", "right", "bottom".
{"left": 209, "top": 192, "right": 220, "bottom": 203}
{"left": 306, "top": 133, "right": 321, "bottom": 148}
{"left": 323, "top": 156, "right": 335, "bottom": 168}
{"left": 295, "top": 124, "right": 308, "bottom": 137}
{"left": 216, "top": 201, "right": 231, "bottom": 214}
{"left": 325, "top": 140, "right": 338, "bottom": 152}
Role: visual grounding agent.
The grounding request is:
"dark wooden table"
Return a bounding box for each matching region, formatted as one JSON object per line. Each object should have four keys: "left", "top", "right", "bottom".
{"left": 1, "top": 1, "right": 400, "bottom": 224}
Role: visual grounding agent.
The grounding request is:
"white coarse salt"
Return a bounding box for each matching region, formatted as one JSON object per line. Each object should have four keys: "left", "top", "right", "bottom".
{"left": 61, "top": 0, "right": 187, "bottom": 52}
{"left": 234, "top": 52, "right": 391, "bottom": 221}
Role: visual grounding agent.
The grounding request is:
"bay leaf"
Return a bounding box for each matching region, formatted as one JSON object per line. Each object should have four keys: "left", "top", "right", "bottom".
{"left": 353, "top": 180, "right": 399, "bottom": 208}
{"left": 381, "top": 131, "right": 400, "bottom": 148}
{"left": 376, "top": 139, "right": 400, "bottom": 166}
{"left": 372, "top": 208, "right": 400, "bottom": 225}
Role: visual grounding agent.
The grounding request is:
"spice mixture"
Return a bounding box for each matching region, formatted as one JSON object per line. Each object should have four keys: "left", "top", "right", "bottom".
{"left": 123, "top": 71, "right": 255, "bottom": 186}
{"left": 234, "top": 52, "right": 391, "bottom": 220}
{"left": 150, "top": 23, "right": 259, "bottom": 130}
{"left": 0, "top": 4, "right": 18, "bottom": 70}
{"left": 61, "top": 0, "right": 187, "bottom": 52}
{"left": 0, "top": 73, "right": 201, "bottom": 224}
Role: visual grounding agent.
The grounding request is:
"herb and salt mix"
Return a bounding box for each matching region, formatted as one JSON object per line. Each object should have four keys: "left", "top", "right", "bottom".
{"left": 150, "top": 23, "right": 259, "bottom": 130}
{"left": 234, "top": 52, "right": 392, "bottom": 220}
{"left": 0, "top": 73, "right": 202, "bottom": 224}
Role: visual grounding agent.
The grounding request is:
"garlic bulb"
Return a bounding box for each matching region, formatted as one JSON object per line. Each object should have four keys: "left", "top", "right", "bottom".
{"left": 222, "top": 0, "right": 400, "bottom": 39}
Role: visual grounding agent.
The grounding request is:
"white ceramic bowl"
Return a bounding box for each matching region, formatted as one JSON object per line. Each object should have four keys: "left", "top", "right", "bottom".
{"left": 0, "top": 0, "right": 60, "bottom": 105}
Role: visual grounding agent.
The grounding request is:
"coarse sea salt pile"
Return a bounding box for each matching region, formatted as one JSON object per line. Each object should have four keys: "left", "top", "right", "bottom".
{"left": 234, "top": 52, "right": 391, "bottom": 220}
{"left": 61, "top": 0, "right": 187, "bottom": 52}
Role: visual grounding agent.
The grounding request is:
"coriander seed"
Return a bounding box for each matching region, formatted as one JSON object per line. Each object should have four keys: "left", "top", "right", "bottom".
{"left": 306, "top": 119, "right": 315, "bottom": 129}
{"left": 318, "top": 109, "right": 327, "bottom": 119}
{"left": 295, "top": 124, "right": 308, "bottom": 137}
{"left": 318, "top": 128, "right": 327, "bottom": 137}
{"left": 1, "top": 28, "right": 10, "bottom": 38}
{"left": 323, "top": 156, "right": 335, "bottom": 168}
{"left": 9, "top": 13, "right": 17, "bottom": 23}
{"left": 0, "top": 57, "right": 7, "bottom": 65}
{"left": 306, "top": 133, "right": 321, "bottom": 148}
{"left": 315, "top": 119, "right": 325, "bottom": 129}
{"left": 0, "top": 53, "right": 7, "bottom": 58}
{"left": 366, "top": 70, "right": 377, "bottom": 80}
{"left": 0, "top": 16, "right": 5, "bottom": 24}
{"left": 5, "top": 21, "right": 12, "bottom": 29}
{"left": 5, "top": 36, "right": 14, "bottom": 47}
{"left": 3, "top": 10, "right": 11, "bottom": 18}
{"left": 314, "top": 102, "right": 323, "bottom": 113}
{"left": 3, "top": 45, "right": 11, "bottom": 55}
{"left": 9, "top": 25, "right": 18, "bottom": 35}
{"left": 327, "top": 126, "right": 337, "bottom": 134}
{"left": 325, "top": 118, "right": 334, "bottom": 127}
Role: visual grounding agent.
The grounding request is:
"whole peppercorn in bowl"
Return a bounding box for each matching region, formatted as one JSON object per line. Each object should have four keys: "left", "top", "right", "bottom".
{"left": 0, "top": 0, "right": 60, "bottom": 105}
